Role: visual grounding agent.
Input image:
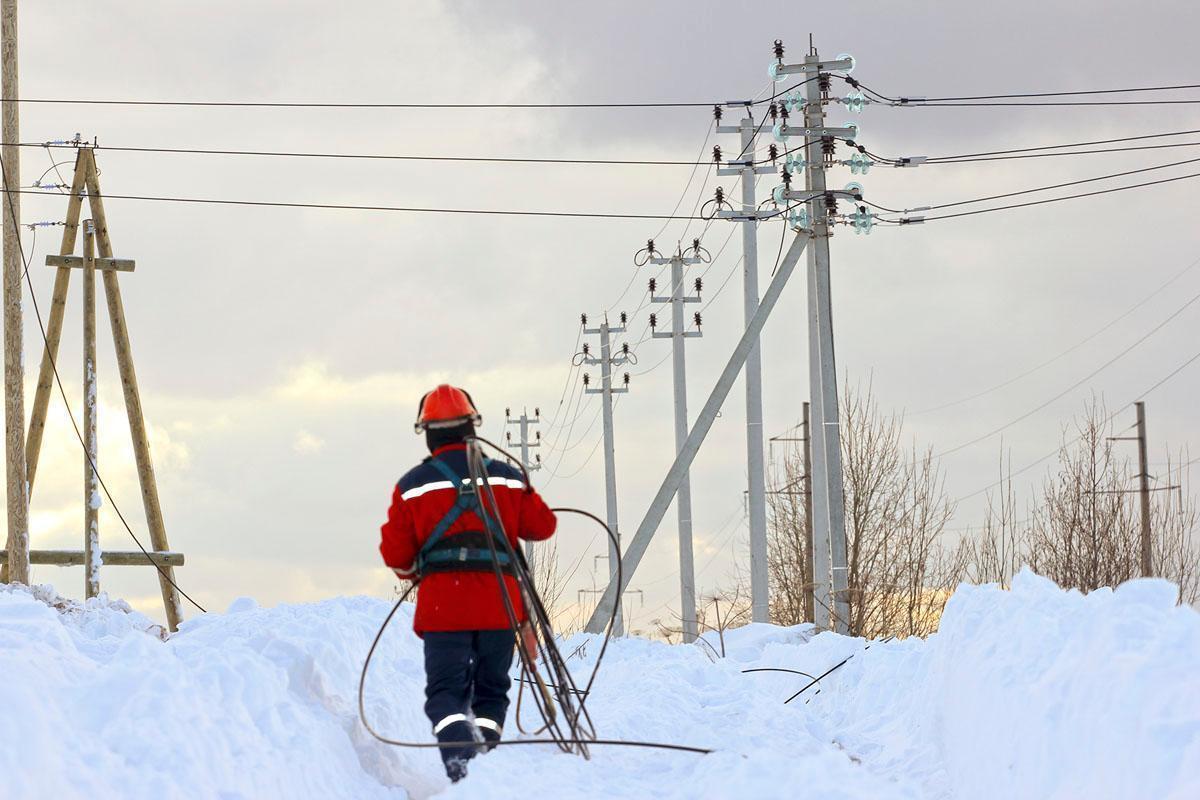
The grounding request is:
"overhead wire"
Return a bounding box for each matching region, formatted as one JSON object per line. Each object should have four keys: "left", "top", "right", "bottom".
{"left": 9, "top": 187, "right": 706, "bottom": 221}
{"left": 911, "top": 253, "right": 1200, "bottom": 415}
{"left": 935, "top": 284, "right": 1200, "bottom": 459}
{"left": 953, "top": 346, "right": 1200, "bottom": 504}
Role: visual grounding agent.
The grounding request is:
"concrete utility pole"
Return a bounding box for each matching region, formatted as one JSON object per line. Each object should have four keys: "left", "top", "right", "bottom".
{"left": 772, "top": 43, "right": 857, "bottom": 633}
{"left": 582, "top": 313, "right": 630, "bottom": 636}
{"left": 1136, "top": 401, "right": 1153, "bottom": 576}
{"left": 716, "top": 109, "right": 779, "bottom": 624}
{"left": 505, "top": 407, "right": 542, "bottom": 560}
{"left": 647, "top": 243, "right": 703, "bottom": 642}
{"left": 1, "top": 0, "right": 28, "bottom": 586}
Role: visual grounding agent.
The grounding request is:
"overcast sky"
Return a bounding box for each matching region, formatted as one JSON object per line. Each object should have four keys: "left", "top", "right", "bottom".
{"left": 6, "top": 1, "right": 1199, "bottom": 630}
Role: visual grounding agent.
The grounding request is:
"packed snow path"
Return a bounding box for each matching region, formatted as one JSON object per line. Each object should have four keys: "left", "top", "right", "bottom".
{"left": 1, "top": 570, "right": 1197, "bottom": 799}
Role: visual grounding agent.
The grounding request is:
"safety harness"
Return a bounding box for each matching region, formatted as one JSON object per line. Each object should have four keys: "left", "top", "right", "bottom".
{"left": 415, "top": 456, "right": 515, "bottom": 578}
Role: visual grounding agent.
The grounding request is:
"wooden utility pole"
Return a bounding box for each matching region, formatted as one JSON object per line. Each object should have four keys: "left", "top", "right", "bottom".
{"left": 1136, "top": 401, "right": 1153, "bottom": 577}
{"left": 82, "top": 222, "right": 99, "bottom": 598}
{"left": 802, "top": 401, "right": 814, "bottom": 624}
{"left": 0, "top": 150, "right": 188, "bottom": 629}
{"left": 1, "top": 0, "right": 28, "bottom": 586}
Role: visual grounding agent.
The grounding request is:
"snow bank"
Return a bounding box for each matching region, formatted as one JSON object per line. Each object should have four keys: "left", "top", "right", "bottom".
{"left": 0, "top": 571, "right": 1196, "bottom": 799}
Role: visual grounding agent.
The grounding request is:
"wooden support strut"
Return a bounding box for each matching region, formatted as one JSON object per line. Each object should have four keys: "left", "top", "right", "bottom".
{"left": 81, "top": 150, "right": 184, "bottom": 630}
{"left": 0, "top": 549, "right": 184, "bottom": 567}
{"left": 25, "top": 149, "right": 86, "bottom": 495}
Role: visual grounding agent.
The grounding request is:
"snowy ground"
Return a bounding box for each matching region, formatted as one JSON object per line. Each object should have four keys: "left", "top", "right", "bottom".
{"left": 1, "top": 570, "right": 1197, "bottom": 799}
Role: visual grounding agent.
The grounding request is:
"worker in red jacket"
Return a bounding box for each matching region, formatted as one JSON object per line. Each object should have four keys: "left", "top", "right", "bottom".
{"left": 379, "top": 384, "right": 557, "bottom": 782}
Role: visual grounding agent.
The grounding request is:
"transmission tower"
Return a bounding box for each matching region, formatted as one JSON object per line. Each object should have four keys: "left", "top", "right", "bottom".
{"left": 581, "top": 312, "right": 631, "bottom": 636}
{"left": 715, "top": 105, "right": 783, "bottom": 624}
{"left": 505, "top": 406, "right": 542, "bottom": 560}
{"left": 645, "top": 239, "right": 705, "bottom": 643}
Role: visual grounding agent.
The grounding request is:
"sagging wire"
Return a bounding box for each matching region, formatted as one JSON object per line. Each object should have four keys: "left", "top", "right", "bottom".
{"left": 357, "top": 435, "right": 711, "bottom": 756}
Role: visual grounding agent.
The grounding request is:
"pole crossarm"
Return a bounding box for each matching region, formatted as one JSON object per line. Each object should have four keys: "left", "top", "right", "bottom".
{"left": 584, "top": 231, "right": 811, "bottom": 634}
{"left": 45, "top": 254, "right": 135, "bottom": 272}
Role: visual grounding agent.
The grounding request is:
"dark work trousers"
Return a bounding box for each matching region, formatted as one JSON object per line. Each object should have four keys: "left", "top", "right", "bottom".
{"left": 424, "top": 628, "right": 517, "bottom": 739}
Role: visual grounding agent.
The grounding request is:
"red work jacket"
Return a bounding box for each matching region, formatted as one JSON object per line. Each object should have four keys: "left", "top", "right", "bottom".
{"left": 379, "top": 443, "right": 557, "bottom": 633}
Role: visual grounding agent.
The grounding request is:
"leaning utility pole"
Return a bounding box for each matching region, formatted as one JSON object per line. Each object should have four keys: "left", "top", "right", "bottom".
{"left": 582, "top": 312, "right": 630, "bottom": 636}
{"left": 505, "top": 407, "right": 542, "bottom": 559}
{"left": 646, "top": 241, "right": 704, "bottom": 642}
{"left": 715, "top": 108, "right": 779, "bottom": 624}
{"left": 1, "top": 0, "right": 28, "bottom": 585}
{"left": 1136, "top": 401, "right": 1153, "bottom": 576}
{"left": 772, "top": 41, "right": 856, "bottom": 633}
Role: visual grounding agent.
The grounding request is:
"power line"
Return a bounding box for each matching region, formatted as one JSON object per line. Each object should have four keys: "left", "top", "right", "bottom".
{"left": 911, "top": 253, "right": 1200, "bottom": 416}
{"left": 846, "top": 77, "right": 1200, "bottom": 107}
{"left": 892, "top": 170, "right": 1200, "bottom": 223}
{"left": 10, "top": 79, "right": 1198, "bottom": 110}
{"left": 955, "top": 346, "right": 1200, "bottom": 504}
{"left": 7, "top": 187, "right": 706, "bottom": 221}
{"left": 872, "top": 155, "right": 1200, "bottom": 215}
{"left": 936, "top": 285, "right": 1200, "bottom": 458}
{"left": 5, "top": 97, "right": 738, "bottom": 110}
{"left": 29, "top": 141, "right": 712, "bottom": 168}
{"left": 923, "top": 128, "right": 1200, "bottom": 162}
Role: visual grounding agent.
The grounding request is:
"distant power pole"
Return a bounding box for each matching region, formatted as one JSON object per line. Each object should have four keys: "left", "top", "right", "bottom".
{"left": 801, "top": 402, "right": 815, "bottom": 624}
{"left": 582, "top": 312, "right": 631, "bottom": 636}
{"left": 771, "top": 40, "right": 858, "bottom": 633}
{"left": 1136, "top": 402, "right": 1153, "bottom": 577}
{"left": 715, "top": 107, "right": 780, "bottom": 625}
{"left": 1105, "top": 401, "right": 1179, "bottom": 578}
{"left": 1, "top": 0, "right": 28, "bottom": 585}
{"left": 646, "top": 240, "right": 704, "bottom": 643}
{"left": 505, "top": 406, "right": 542, "bottom": 559}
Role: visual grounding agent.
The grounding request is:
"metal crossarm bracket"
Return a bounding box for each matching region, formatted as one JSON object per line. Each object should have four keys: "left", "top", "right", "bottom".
{"left": 717, "top": 165, "right": 777, "bottom": 177}
{"left": 774, "top": 57, "right": 855, "bottom": 75}
{"left": 775, "top": 124, "right": 858, "bottom": 139}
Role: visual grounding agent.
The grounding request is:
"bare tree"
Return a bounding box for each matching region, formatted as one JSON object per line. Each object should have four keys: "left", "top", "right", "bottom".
{"left": 529, "top": 538, "right": 569, "bottom": 627}
{"left": 766, "top": 448, "right": 812, "bottom": 626}
{"left": 968, "top": 399, "right": 1199, "bottom": 604}
{"left": 767, "top": 381, "right": 962, "bottom": 639}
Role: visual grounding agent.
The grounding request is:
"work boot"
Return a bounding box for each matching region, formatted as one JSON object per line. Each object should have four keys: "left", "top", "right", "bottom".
{"left": 476, "top": 718, "right": 502, "bottom": 754}
{"left": 435, "top": 719, "right": 478, "bottom": 782}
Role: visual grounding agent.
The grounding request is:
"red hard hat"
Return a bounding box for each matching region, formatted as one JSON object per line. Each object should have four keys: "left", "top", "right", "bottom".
{"left": 414, "top": 384, "right": 482, "bottom": 433}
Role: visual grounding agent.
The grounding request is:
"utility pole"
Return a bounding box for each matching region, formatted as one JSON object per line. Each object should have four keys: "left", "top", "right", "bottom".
{"left": 801, "top": 402, "right": 815, "bottom": 624}
{"left": 582, "top": 312, "right": 630, "bottom": 636}
{"left": 770, "top": 41, "right": 857, "bottom": 633}
{"left": 716, "top": 106, "right": 779, "bottom": 625}
{"left": 82, "top": 221, "right": 99, "bottom": 599}
{"left": 1104, "top": 402, "right": 1178, "bottom": 577}
{"left": 646, "top": 240, "right": 704, "bottom": 642}
{"left": 505, "top": 406, "right": 542, "bottom": 560}
{"left": 1136, "top": 401, "right": 1152, "bottom": 576}
{"left": 1, "top": 0, "right": 27, "bottom": 586}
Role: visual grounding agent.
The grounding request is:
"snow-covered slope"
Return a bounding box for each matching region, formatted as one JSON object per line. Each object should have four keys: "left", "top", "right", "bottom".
{"left": 1, "top": 570, "right": 1196, "bottom": 799}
